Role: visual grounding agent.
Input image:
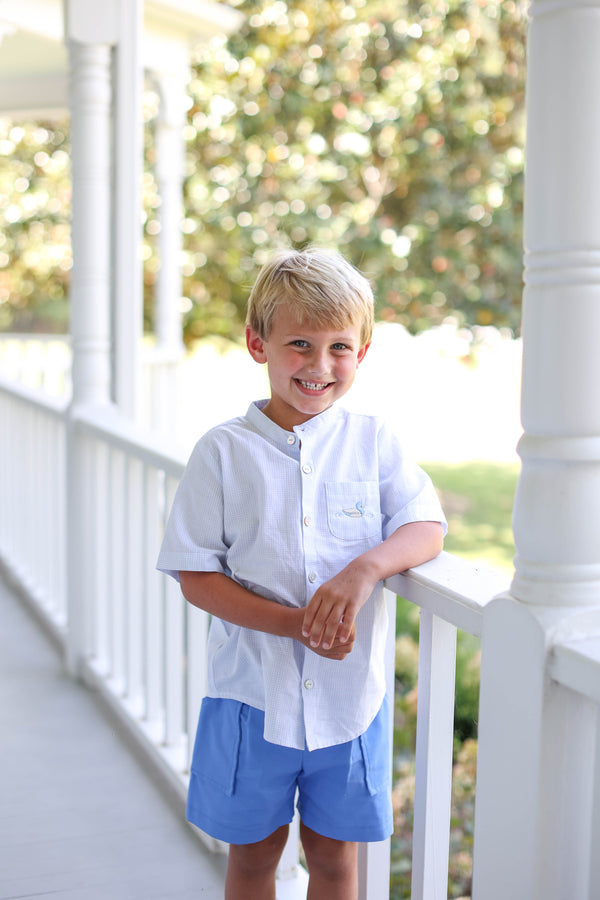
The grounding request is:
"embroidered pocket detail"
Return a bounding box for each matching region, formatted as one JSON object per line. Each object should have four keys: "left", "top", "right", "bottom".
{"left": 325, "top": 481, "right": 381, "bottom": 541}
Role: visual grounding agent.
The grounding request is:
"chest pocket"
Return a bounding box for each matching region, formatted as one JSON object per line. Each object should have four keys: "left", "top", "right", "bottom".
{"left": 325, "top": 481, "right": 382, "bottom": 541}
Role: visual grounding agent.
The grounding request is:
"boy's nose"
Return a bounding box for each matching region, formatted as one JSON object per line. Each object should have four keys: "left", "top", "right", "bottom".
{"left": 307, "top": 349, "right": 329, "bottom": 375}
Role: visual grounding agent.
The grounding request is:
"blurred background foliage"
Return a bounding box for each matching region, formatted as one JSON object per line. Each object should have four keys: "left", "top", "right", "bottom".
{"left": 0, "top": 0, "right": 527, "bottom": 342}
{"left": 0, "top": 122, "right": 71, "bottom": 332}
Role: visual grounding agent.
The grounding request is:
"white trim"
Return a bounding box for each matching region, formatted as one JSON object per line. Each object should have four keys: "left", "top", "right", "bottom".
{"left": 112, "top": 0, "right": 144, "bottom": 420}
{"left": 0, "top": 0, "right": 63, "bottom": 41}
{"left": 64, "top": 0, "right": 118, "bottom": 44}
{"left": 145, "top": 0, "right": 243, "bottom": 40}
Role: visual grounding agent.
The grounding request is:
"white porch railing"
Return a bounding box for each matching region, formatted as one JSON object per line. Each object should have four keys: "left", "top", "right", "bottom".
{"left": 0, "top": 333, "right": 72, "bottom": 399}
{"left": 1, "top": 372, "right": 521, "bottom": 899}
{"left": 0, "top": 333, "right": 186, "bottom": 438}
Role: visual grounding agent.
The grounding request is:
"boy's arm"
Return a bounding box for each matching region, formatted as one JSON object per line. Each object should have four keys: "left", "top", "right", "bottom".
{"left": 301, "top": 520, "right": 444, "bottom": 651}
{"left": 179, "top": 570, "right": 355, "bottom": 660}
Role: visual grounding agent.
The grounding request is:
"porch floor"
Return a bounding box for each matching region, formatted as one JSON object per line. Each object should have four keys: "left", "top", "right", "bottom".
{"left": 0, "top": 574, "right": 227, "bottom": 900}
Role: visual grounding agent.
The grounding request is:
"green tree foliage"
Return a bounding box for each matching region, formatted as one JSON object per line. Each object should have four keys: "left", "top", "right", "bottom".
{"left": 0, "top": 121, "right": 71, "bottom": 332}
{"left": 180, "top": 0, "right": 527, "bottom": 342}
{"left": 0, "top": 0, "right": 527, "bottom": 341}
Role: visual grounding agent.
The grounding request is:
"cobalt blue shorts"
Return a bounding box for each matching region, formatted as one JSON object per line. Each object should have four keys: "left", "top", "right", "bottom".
{"left": 186, "top": 696, "right": 393, "bottom": 845}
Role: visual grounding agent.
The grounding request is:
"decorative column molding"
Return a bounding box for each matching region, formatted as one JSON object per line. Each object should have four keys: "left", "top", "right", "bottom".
{"left": 65, "top": 0, "right": 119, "bottom": 676}
{"left": 512, "top": 0, "right": 600, "bottom": 607}
{"left": 65, "top": 0, "right": 117, "bottom": 45}
{"left": 68, "top": 38, "right": 113, "bottom": 407}
{"left": 472, "top": 2, "right": 600, "bottom": 897}
{"left": 154, "top": 69, "right": 187, "bottom": 355}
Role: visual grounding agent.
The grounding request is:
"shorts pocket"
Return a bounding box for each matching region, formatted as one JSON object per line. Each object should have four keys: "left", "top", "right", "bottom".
{"left": 358, "top": 697, "right": 391, "bottom": 796}
{"left": 189, "top": 697, "right": 245, "bottom": 797}
{"left": 325, "top": 481, "right": 381, "bottom": 541}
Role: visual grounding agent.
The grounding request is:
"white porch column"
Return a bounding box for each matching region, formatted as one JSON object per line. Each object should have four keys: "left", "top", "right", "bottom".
{"left": 472, "top": 2, "right": 600, "bottom": 898}
{"left": 112, "top": 0, "right": 143, "bottom": 421}
{"left": 65, "top": 0, "right": 118, "bottom": 674}
{"left": 141, "top": 68, "right": 187, "bottom": 436}
{"left": 67, "top": 38, "right": 113, "bottom": 406}
{"left": 154, "top": 69, "right": 187, "bottom": 356}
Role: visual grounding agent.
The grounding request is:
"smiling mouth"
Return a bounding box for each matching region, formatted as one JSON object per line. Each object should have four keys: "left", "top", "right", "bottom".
{"left": 295, "top": 379, "right": 332, "bottom": 392}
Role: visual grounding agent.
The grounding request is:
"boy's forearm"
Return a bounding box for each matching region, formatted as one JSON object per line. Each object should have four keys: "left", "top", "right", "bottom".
{"left": 302, "top": 520, "right": 444, "bottom": 650}
{"left": 179, "top": 570, "right": 302, "bottom": 638}
{"left": 179, "top": 570, "right": 355, "bottom": 660}
{"left": 351, "top": 520, "right": 444, "bottom": 583}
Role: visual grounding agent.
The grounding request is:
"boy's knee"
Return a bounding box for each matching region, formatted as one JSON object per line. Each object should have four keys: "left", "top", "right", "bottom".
{"left": 229, "top": 824, "right": 289, "bottom": 876}
{"left": 300, "top": 823, "right": 357, "bottom": 879}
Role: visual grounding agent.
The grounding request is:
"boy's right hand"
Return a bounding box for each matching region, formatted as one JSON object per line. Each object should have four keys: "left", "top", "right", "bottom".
{"left": 297, "top": 616, "right": 356, "bottom": 660}
{"left": 179, "top": 571, "right": 356, "bottom": 660}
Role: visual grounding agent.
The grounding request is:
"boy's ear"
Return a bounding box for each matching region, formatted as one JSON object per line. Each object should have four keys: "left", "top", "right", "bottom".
{"left": 246, "top": 326, "right": 267, "bottom": 364}
{"left": 356, "top": 342, "right": 371, "bottom": 367}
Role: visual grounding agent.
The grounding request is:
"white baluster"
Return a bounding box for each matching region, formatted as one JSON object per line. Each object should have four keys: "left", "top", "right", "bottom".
{"left": 411, "top": 610, "right": 457, "bottom": 900}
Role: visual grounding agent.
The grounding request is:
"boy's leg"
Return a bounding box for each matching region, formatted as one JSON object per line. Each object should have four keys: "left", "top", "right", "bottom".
{"left": 225, "top": 823, "right": 289, "bottom": 900}
{"left": 300, "top": 822, "right": 358, "bottom": 900}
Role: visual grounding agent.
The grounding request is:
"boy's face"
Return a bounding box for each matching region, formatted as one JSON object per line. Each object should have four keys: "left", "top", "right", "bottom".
{"left": 246, "top": 303, "right": 370, "bottom": 431}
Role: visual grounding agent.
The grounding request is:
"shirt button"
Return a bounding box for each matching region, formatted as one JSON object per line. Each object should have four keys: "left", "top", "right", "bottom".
{"left": 303, "top": 515, "right": 312, "bottom": 527}
{"left": 304, "top": 679, "right": 314, "bottom": 690}
{"left": 302, "top": 464, "right": 312, "bottom": 474}
{"left": 308, "top": 572, "right": 317, "bottom": 583}
{"left": 287, "top": 435, "right": 295, "bottom": 445}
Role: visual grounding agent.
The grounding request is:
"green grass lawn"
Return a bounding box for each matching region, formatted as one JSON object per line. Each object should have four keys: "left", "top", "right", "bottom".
{"left": 423, "top": 461, "right": 519, "bottom": 572}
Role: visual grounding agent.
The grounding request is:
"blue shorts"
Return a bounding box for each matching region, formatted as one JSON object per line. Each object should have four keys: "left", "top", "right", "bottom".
{"left": 186, "top": 696, "right": 393, "bottom": 845}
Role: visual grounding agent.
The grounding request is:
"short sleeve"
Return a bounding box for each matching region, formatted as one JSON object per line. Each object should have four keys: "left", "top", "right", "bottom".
{"left": 377, "top": 421, "right": 447, "bottom": 540}
{"left": 156, "top": 436, "right": 229, "bottom": 582}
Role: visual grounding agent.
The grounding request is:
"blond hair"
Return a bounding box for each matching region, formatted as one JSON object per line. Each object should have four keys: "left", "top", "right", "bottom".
{"left": 246, "top": 247, "right": 374, "bottom": 346}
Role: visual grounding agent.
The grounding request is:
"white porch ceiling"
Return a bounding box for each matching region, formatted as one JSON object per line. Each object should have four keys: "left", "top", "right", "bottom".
{"left": 0, "top": 0, "right": 242, "bottom": 118}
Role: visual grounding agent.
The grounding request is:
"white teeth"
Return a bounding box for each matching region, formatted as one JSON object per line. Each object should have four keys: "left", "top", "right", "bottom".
{"left": 298, "top": 380, "right": 328, "bottom": 391}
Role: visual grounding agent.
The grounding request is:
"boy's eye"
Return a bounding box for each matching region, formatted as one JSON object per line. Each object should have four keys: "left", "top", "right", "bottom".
{"left": 291, "top": 340, "right": 309, "bottom": 348}
{"left": 331, "top": 342, "right": 349, "bottom": 351}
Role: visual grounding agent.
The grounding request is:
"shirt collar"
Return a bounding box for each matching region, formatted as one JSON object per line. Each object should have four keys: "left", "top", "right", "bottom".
{"left": 246, "top": 400, "right": 342, "bottom": 446}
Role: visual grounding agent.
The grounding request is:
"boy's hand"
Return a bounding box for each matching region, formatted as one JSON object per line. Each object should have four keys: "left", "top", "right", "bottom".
{"left": 301, "top": 521, "right": 444, "bottom": 650}
{"left": 300, "top": 620, "right": 356, "bottom": 660}
{"left": 301, "top": 563, "right": 376, "bottom": 652}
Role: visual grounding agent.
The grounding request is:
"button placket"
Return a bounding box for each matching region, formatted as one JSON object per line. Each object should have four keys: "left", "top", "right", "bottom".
{"left": 299, "top": 439, "right": 318, "bottom": 603}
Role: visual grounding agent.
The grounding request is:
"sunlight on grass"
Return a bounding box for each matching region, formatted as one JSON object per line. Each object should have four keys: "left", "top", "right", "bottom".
{"left": 423, "top": 461, "right": 519, "bottom": 573}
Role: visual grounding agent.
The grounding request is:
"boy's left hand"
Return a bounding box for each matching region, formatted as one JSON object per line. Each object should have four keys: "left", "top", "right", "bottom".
{"left": 302, "top": 521, "right": 444, "bottom": 651}
{"left": 301, "top": 562, "right": 375, "bottom": 652}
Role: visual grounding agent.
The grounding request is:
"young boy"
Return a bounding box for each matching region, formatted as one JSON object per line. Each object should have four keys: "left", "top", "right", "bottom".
{"left": 157, "top": 248, "right": 446, "bottom": 899}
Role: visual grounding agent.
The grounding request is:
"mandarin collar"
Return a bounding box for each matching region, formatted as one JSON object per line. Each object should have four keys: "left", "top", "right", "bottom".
{"left": 246, "top": 400, "right": 342, "bottom": 446}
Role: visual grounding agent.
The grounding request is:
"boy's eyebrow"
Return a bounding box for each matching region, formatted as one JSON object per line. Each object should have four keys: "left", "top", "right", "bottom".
{"left": 283, "top": 332, "right": 357, "bottom": 344}
{"left": 283, "top": 324, "right": 357, "bottom": 336}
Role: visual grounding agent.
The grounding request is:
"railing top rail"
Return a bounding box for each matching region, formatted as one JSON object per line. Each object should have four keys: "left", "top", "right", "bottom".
{"left": 0, "top": 332, "right": 71, "bottom": 344}
{"left": 0, "top": 374, "right": 68, "bottom": 418}
{"left": 550, "top": 635, "right": 600, "bottom": 704}
{"left": 387, "top": 553, "right": 512, "bottom": 637}
{"left": 71, "top": 402, "right": 187, "bottom": 476}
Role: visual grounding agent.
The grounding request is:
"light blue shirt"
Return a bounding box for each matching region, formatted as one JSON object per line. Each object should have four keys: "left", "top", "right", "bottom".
{"left": 157, "top": 401, "right": 446, "bottom": 751}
